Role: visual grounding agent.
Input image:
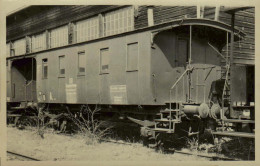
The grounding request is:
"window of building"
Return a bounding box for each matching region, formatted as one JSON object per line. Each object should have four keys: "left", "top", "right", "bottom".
{"left": 59, "top": 56, "right": 65, "bottom": 77}
{"left": 104, "top": 7, "right": 134, "bottom": 36}
{"left": 127, "top": 42, "right": 138, "bottom": 71}
{"left": 100, "top": 48, "right": 109, "bottom": 74}
{"left": 49, "top": 25, "right": 68, "bottom": 48}
{"left": 76, "top": 17, "right": 99, "bottom": 43}
{"left": 78, "top": 51, "right": 86, "bottom": 74}
{"left": 6, "top": 43, "right": 10, "bottom": 57}
{"left": 13, "top": 38, "right": 26, "bottom": 56}
{"left": 42, "top": 59, "right": 48, "bottom": 79}
{"left": 32, "top": 32, "right": 46, "bottom": 52}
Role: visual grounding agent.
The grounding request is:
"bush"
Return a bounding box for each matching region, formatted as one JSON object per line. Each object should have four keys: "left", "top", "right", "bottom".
{"left": 66, "top": 105, "right": 113, "bottom": 145}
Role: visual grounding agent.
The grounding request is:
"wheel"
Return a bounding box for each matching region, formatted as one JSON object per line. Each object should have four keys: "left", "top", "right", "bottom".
{"left": 156, "top": 140, "right": 165, "bottom": 153}
{"left": 142, "top": 136, "right": 149, "bottom": 147}
{"left": 154, "top": 132, "right": 166, "bottom": 153}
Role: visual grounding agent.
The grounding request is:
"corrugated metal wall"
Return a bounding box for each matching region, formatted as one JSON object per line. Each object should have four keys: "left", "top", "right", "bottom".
{"left": 203, "top": 7, "right": 254, "bottom": 64}
{"left": 7, "top": 5, "right": 123, "bottom": 41}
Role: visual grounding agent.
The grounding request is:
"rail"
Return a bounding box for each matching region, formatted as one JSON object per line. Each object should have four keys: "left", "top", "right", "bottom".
{"left": 101, "top": 139, "right": 239, "bottom": 161}
{"left": 7, "top": 151, "right": 41, "bottom": 161}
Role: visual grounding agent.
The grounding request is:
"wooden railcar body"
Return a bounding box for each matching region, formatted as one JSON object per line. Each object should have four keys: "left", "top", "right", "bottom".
{"left": 6, "top": 19, "right": 245, "bottom": 107}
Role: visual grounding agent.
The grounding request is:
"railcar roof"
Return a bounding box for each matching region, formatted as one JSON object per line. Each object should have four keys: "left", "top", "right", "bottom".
{"left": 150, "top": 18, "right": 245, "bottom": 39}
{"left": 6, "top": 18, "right": 245, "bottom": 60}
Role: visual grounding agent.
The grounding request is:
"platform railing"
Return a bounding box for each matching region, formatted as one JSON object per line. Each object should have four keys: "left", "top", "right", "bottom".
{"left": 169, "top": 66, "right": 193, "bottom": 110}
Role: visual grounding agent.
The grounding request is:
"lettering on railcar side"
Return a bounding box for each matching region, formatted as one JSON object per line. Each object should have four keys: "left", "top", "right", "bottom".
{"left": 110, "top": 85, "right": 127, "bottom": 104}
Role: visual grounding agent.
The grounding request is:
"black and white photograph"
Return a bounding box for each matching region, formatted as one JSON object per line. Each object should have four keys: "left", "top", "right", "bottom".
{"left": 1, "top": 1, "right": 258, "bottom": 164}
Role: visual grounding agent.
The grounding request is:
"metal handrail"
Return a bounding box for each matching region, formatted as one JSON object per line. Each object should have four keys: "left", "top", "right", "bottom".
{"left": 26, "top": 80, "right": 34, "bottom": 86}
{"left": 169, "top": 66, "right": 193, "bottom": 109}
{"left": 208, "top": 42, "right": 228, "bottom": 64}
{"left": 170, "top": 67, "right": 192, "bottom": 90}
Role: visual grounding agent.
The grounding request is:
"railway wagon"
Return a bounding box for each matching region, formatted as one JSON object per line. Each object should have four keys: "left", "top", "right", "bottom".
{"left": 6, "top": 6, "right": 255, "bottom": 144}
{"left": 8, "top": 19, "right": 242, "bottom": 105}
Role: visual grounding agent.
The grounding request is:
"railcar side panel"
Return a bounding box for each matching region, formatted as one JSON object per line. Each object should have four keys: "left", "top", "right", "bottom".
{"left": 136, "top": 32, "right": 153, "bottom": 104}
{"left": 150, "top": 30, "right": 177, "bottom": 104}
{"left": 85, "top": 43, "right": 100, "bottom": 104}
{"left": 11, "top": 66, "right": 26, "bottom": 101}
{"left": 35, "top": 31, "right": 153, "bottom": 105}
{"left": 125, "top": 34, "right": 139, "bottom": 104}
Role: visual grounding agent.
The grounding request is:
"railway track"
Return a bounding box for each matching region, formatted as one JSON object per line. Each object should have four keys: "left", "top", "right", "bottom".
{"left": 7, "top": 127, "right": 241, "bottom": 161}
{"left": 7, "top": 151, "right": 41, "bottom": 161}
{"left": 101, "top": 139, "right": 239, "bottom": 161}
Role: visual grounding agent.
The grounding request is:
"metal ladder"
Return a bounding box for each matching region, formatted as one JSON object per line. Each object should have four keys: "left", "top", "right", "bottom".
{"left": 154, "top": 103, "right": 181, "bottom": 133}
{"left": 220, "top": 64, "right": 230, "bottom": 119}
{"left": 153, "top": 67, "right": 192, "bottom": 133}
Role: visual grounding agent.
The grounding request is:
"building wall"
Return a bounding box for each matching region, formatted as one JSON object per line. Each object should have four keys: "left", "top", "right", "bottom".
{"left": 7, "top": 6, "right": 255, "bottom": 64}
{"left": 7, "top": 5, "right": 124, "bottom": 41}
{"left": 203, "top": 7, "right": 255, "bottom": 64}
{"left": 135, "top": 6, "right": 197, "bottom": 29}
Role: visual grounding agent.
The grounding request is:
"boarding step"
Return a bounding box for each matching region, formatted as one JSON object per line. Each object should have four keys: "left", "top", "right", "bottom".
{"left": 212, "top": 131, "right": 254, "bottom": 138}
{"left": 7, "top": 114, "right": 22, "bottom": 117}
{"left": 160, "top": 109, "right": 180, "bottom": 113}
{"left": 10, "top": 102, "right": 27, "bottom": 110}
{"left": 153, "top": 128, "right": 175, "bottom": 133}
{"left": 232, "top": 105, "right": 255, "bottom": 108}
{"left": 222, "top": 98, "right": 231, "bottom": 101}
{"left": 222, "top": 119, "right": 255, "bottom": 123}
{"left": 154, "top": 118, "right": 180, "bottom": 123}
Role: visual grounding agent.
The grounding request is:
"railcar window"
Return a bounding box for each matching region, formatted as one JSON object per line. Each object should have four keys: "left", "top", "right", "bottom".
{"left": 31, "top": 32, "right": 47, "bottom": 52}
{"left": 100, "top": 48, "right": 109, "bottom": 74}
{"left": 13, "top": 38, "right": 26, "bottom": 56}
{"left": 49, "top": 25, "right": 69, "bottom": 48}
{"left": 76, "top": 17, "right": 99, "bottom": 43}
{"left": 6, "top": 43, "right": 10, "bottom": 57}
{"left": 78, "top": 52, "right": 86, "bottom": 74}
{"left": 42, "top": 59, "right": 48, "bottom": 79}
{"left": 127, "top": 42, "right": 138, "bottom": 71}
{"left": 59, "top": 56, "right": 65, "bottom": 77}
{"left": 104, "top": 7, "right": 134, "bottom": 36}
